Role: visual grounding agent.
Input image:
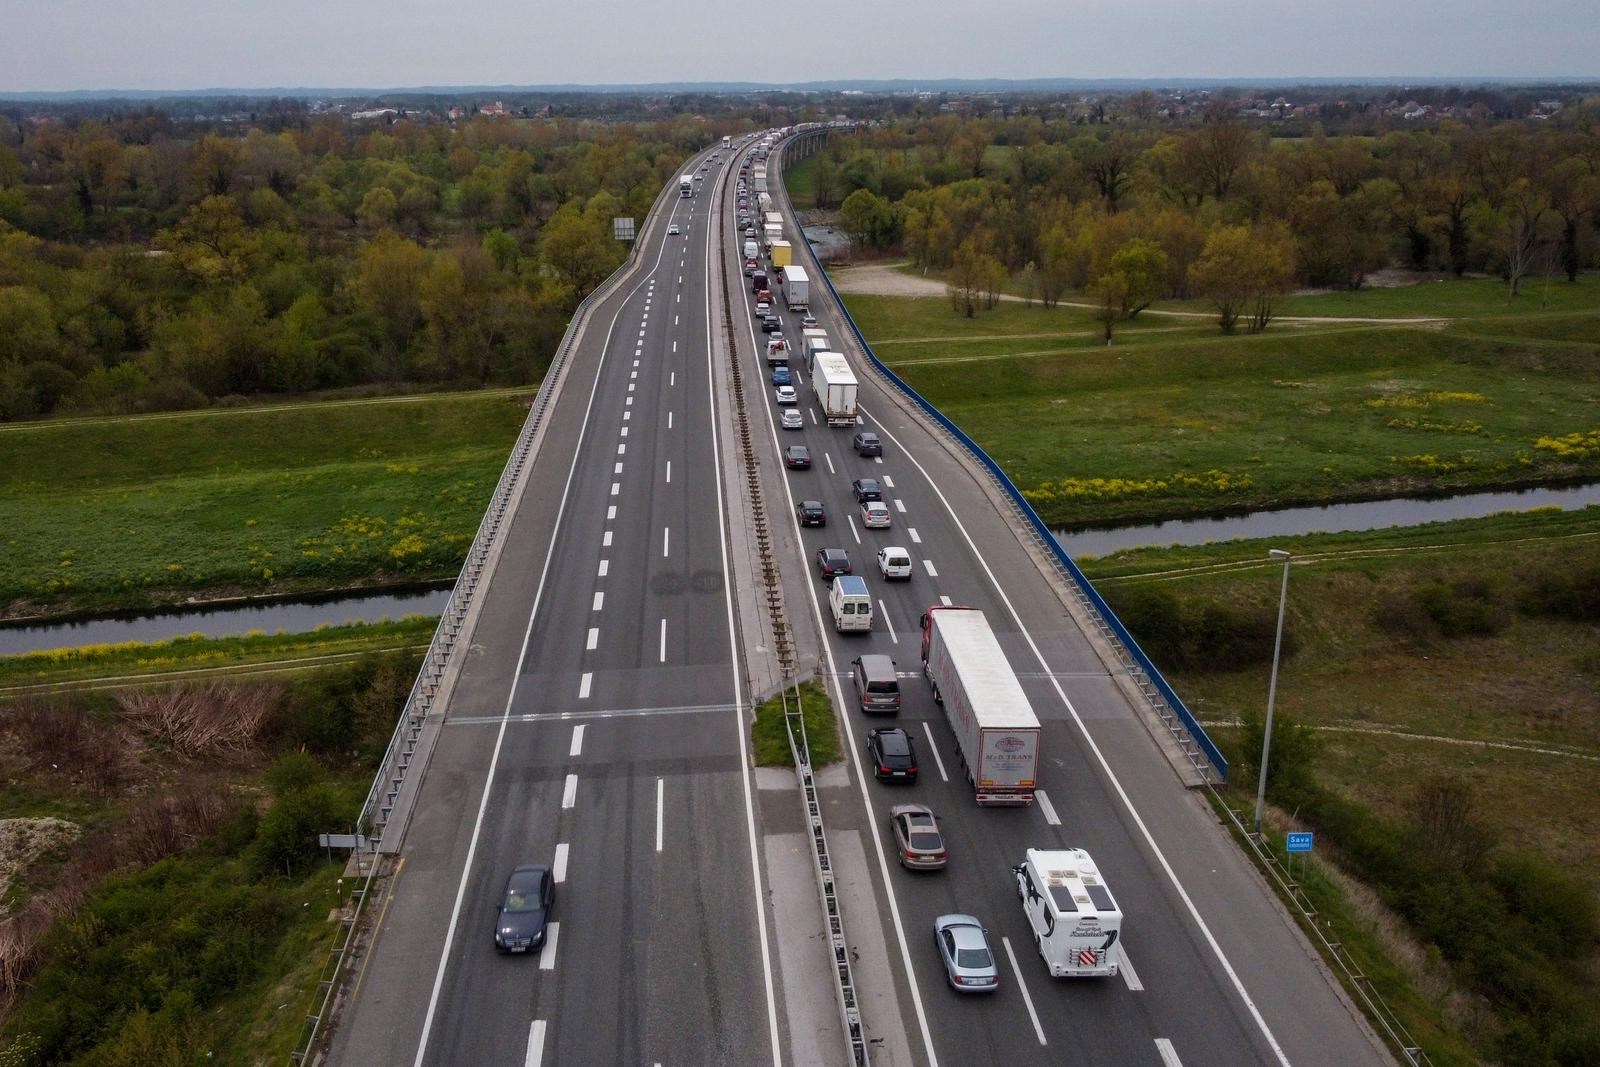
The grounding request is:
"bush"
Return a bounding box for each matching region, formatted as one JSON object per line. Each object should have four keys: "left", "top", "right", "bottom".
{"left": 1376, "top": 577, "right": 1510, "bottom": 641}
{"left": 1106, "top": 584, "right": 1293, "bottom": 673}
{"left": 1234, "top": 708, "right": 1321, "bottom": 808}
{"left": 251, "top": 783, "right": 347, "bottom": 879}
{"left": 1518, "top": 563, "right": 1600, "bottom": 622}
{"left": 269, "top": 652, "right": 416, "bottom": 762}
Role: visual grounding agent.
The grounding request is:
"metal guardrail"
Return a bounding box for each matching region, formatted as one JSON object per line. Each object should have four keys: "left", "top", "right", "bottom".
{"left": 775, "top": 142, "right": 1227, "bottom": 782}
{"left": 290, "top": 157, "right": 689, "bottom": 1067}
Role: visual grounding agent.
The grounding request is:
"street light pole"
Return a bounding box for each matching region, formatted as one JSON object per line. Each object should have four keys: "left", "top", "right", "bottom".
{"left": 1253, "top": 548, "right": 1293, "bottom": 837}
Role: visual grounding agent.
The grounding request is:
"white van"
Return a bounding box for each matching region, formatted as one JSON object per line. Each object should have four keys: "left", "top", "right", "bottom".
{"left": 829, "top": 576, "right": 873, "bottom": 633}
{"left": 743, "top": 239, "right": 758, "bottom": 261}
{"left": 1013, "top": 848, "right": 1121, "bottom": 978}
{"left": 876, "top": 546, "right": 912, "bottom": 581}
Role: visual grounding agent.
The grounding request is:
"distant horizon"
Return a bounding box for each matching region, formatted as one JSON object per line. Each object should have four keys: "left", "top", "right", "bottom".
{"left": 3, "top": 74, "right": 1597, "bottom": 102}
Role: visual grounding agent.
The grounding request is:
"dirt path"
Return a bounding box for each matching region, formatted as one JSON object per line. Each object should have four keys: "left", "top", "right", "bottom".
{"left": 830, "top": 262, "right": 1450, "bottom": 326}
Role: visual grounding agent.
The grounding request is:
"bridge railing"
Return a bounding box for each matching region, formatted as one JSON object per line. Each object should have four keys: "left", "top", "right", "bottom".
{"left": 800, "top": 220, "right": 1227, "bottom": 780}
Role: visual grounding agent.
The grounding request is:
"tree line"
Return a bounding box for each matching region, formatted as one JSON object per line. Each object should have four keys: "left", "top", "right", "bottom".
{"left": 816, "top": 105, "right": 1600, "bottom": 333}
{"left": 0, "top": 111, "right": 728, "bottom": 420}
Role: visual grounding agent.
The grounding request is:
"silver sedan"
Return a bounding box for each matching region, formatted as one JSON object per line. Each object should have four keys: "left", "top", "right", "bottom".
{"left": 933, "top": 914, "right": 999, "bottom": 993}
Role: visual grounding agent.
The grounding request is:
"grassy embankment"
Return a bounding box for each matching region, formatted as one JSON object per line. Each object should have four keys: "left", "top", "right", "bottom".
{"left": 840, "top": 276, "right": 1600, "bottom": 529}
{"left": 780, "top": 151, "right": 819, "bottom": 211}
{"left": 839, "top": 281, "right": 1600, "bottom": 1065}
{"left": 0, "top": 389, "right": 530, "bottom": 622}
{"left": 752, "top": 679, "right": 842, "bottom": 767}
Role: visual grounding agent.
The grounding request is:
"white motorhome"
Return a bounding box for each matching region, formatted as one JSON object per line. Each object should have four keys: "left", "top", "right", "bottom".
{"left": 1013, "top": 848, "right": 1121, "bottom": 978}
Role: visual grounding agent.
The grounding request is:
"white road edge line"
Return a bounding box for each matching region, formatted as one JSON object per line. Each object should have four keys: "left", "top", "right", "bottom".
{"left": 539, "top": 922, "right": 560, "bottom": 970}
{"left": 553, "top": 843, "right": 569, "bottom": 884}
{"left": 1034, "top": 788, "right": 1061, "bottom": 825}
{"left": 923, "top": 723, "right": 949, "bottom": 782}
{"left": 861, "top": 403, "right": 1292, "bottom": 1065}
{"left": 569, "top": 725, "right": 585, "bottom": 757}
{"left": 1001, "top": 936, "right": 1047, "bottom": 1045}
{"left": 561, "top": 774, "right": 577, "bottom": 809}
{"left": 524, "top": 1020, "right": 546, "bottom": 1067}
{"left": 1119, "top": 945, "right": 1145, "bottom": 991}
{"left": 1154, "top": 1037, "right": 1182, "bottom": 1067}
{"left": 412, "top": 223, "right": 668, "bottom": 1065}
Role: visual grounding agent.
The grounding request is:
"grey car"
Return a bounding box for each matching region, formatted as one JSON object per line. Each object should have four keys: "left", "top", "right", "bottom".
{"left": 933, "top": 914, "right": 999, "bottom": 992}
{"left": 495, "top": 864, "right": 554, "bottom": 953}
{"left": 889, "top": 803, "right": 945, "bottom": 868}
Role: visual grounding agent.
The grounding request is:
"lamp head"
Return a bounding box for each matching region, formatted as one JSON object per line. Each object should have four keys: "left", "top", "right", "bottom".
{"left": 1269, "top": 549, "right": 1292, "bottom": 561}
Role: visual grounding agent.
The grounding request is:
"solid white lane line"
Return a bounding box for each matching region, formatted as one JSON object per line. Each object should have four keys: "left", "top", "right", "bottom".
{"left": 860, "top": 405, "right": 1291, "bottom": 1064}
{"left": 659, "top": 618, "right": 667, "bottom": 662}
{"left": 1154, "top": 1038, "right": 1182, "bottom": 1067}
{"left": 940, "top": 594, "right": 952, "bottom": 606}
{"left": 908, "top": 527, "right": 921, "bottom": 544}
{"left": 923, "top": 559, "right": 938, "bottom": 577}
{"left": 663, "top": 527, "right": 670, "bottom": 557}
{"left": 1119, "top": 946, "right": 1145, "bottom": 992}
{"left": 592, "top": 591, "right": 604, "bottom": 611}
{"left": 656, "top": 777, "right": 665, "bottom": 852}
{"left": 569, "top": 725, "right": 585, "bottom": 757}
{"left": 586, "top": 628, "right": 599, "bottom": 651}
{"left": 597, "top": 559, "right": 609, "bottom": 577}
{"left": 578, "top": 673, "right": 592, "bottom": 699}
{"left": 561, "top": 774, "right": 577, "bottom": 809}
{"left": 603, "top": 531, "right": 613, "bottom": 547}
{"left": 665, "top": 461, "right": 672, "bottom": 483}
{"left": 924, "top": 724, "right": 949, "bottom": 782}
{"left": 524, "top": 1021, "right": 546, "bottom": 1067}
{"left": 1001, "top": 937, "right": 1047, "bottom": 1045}
{"left": 883, "top": 475, "right": 894, "bottom": 488}
{"left": 847, "top": 515, "right": 861, "bottom": 545}
{"left": 1035, "top": 789, "right": 1061, "bottom": 825}
{"left": 894, "top": 498, "right": 906, "bottom": 513}
{"left": 824, "top": 452, "right": 835, "bottom": 474}
{"left": 539, "top": 922, "right": 560, "bottom": 970}
{"left": 877, "top": 599, "right": 898, "bottom": 645}
{"left": 553, "top": 844, "right": 569, "bottom": 884}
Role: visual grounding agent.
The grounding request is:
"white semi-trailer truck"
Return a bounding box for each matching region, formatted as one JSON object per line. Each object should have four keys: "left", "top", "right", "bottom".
{"left": 784, "top": 265, "right": 810, "bottom": 311}
{"left": 810, "top": 353, "right": 858, "bottom": 426}
{"left": 920, "top": 604, "right": 1041, "bottom": 805}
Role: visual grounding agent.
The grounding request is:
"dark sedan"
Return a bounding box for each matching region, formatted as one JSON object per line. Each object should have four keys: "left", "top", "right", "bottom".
{"left": 494, "top": 864, "right": 554, "bottom": 953}
{"left": 851, "top": 477, "right": 883, "bottom": 503}
{"left": 815, "top": 547, "right": 852, "bottom": 579}
{"left": 784, "top": 444, "right": 811, "bottom": 469}
{"left": 796, "top": 499, "right": 827, "bottom": 526}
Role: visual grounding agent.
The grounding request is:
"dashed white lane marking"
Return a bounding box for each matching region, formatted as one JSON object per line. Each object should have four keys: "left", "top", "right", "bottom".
{"left": 908, "top": 528, "right": 921, "bottom": 544}
{"left": 603, "top": 531, "right": 613, "bottom": 547}
{"left": 1001, "top": 937, "right": 1047, "bottom": 1045}
{"left": 562, "top": 774, "right": 578, "bottom": 809}
{"left": 598, "top": 559, "right": 609, "bottom": 577}
{"left": 883, "top": 476, "right": 895, "bottom": 488}
{"left": 586, "top": 628, "right": 599, "bottom": 651}
{"left": 924, "top": 723, "right": 949, "bottom": 781}
{"left": 623, "top": 410, "right": 631, "bottom": 421}
{"left": 610, "top": 482, "right": 620, "bottom": 496}
{"left": 874, "top": 456, "right": 883, "bottom": 464}
{"left": 672, "top": 340, "right": 677, "bottom": 353}
{"left": 626, "top": 396, "right": 633, "bottom": 406}
{"left": 894, "top": 498, "right": 906, "bottom": 513}
{"left": 847, "top": 515, "right": 861, "bottom": 545}
{"left": 553, "top": 843, "right": 569, "bottom": 883}
{"left": 663, "top": 527, "right": 670, "bottom": 557}
{"left": 668, "top": 411, "right": 673, "bottom": 429}
{"left": 524, "top": 1020, "right": 546, "bottom": 1067}
{"left": 675, "top": 314, "right": 679, "bottom": 325}
{"left": 568, "top": 725, "right": 585, "bottom": 757}
{"left": 824, "top": 453, "right": 835, "bottom": 475}
{"left": 1154, "top": 1038, "right": 1181, "bottom": 1066}
{"left": 940, "top": 595, "right": 953, "bottom": 606}
{"left": 670, "top": 371, "right": 675, "bottom": 386}
{"left": 1119, "top": 946, "right": 1145, "bottom": 992}
{"left": 617, "top": 442, "right": 626, "bottom": 454}
{"left": 539, "top": 922, "right": 560, "bottom": 970}
{"left": 877, "top": 599, "right": 898, "bottom": 644}
{"left": 659, "top": 618, "right": 667, "bottom": 663}
{"left": 614, "top": 462, "right": 624, "bottom": 475}
{"left": 633, "top": 359, "right": 639, "bottom": 367}
{"left": 923, "top": 559, "right": 938, "bottom": 577}
{"left": 656, "top": 777, "right": 665, "bottom": 852}
{"left": 620, "top": 426, "right": 629, "bottom": 438}
{"left": 809, "top": 409, "right": 817, "bottom": 424}
{"left": 578, "top": 673, "right": 592, "bottom": 699}
{"left": 628, "top": 382, "right": 635, "bottom": 393}
{"left": 630, "top": 371, "right": 637, "bottom": 380}
{"left": 1035, "top": 789, "right": 1060, "bottom": 825}
{"left": 665, "top": 461, "right": 672, "bottom": 483}
{"left": 606, "top": 505, "right": 616, "bottom": 520}
{"left": 592, "top": 591, "right": 604, "bottom": 611}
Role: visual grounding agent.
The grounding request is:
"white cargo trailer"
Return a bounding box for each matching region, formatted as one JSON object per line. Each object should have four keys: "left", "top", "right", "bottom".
{"left": 810, "top": 353, "right": 858, "bottom": 426}
{"left": 784, "top": 265, "right": 810, "bottom": 311}
{"left": 919, "top": 605, "right": 1040, "bottom": 805}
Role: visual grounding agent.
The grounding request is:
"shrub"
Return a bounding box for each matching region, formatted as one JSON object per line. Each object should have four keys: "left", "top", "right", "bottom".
{"left": 1234, "top": 708, "right": 1321, "bottom": 808}
{"left": 1414, "top": 578, "right": 1509, "bottom": 638}
{"left": 1518, "top": 563, "right": 1600, "bottom": 622}
{"left": 1105, "top": 584, "right": 1293, "bottom": 673}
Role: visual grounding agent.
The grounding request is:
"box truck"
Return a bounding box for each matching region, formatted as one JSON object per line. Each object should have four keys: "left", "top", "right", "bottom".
{"left": 784, "top": 265, "right": 810, "bottom": 311}
{"left": 1013, "top": 848, "right": 1121, "bottom": 978}
{"left": 811, "top": 353, "right": 858, "bottom": 427}
{"left": 920, "top": 605, "right": 1041, "bottom": 805}
{"left": 770, "top": 240, "right": 792, "bottom": 268}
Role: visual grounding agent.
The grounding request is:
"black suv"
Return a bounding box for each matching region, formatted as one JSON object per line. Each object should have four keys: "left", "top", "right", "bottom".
{"left": 866, "top": 728, "right": 918, "bottom": 783}
{"left": 851, "top": 478, "right": 882, "bottom": 503}
{"left": 853, "top": 431, "right": 882, "bottom": 457}
{"left": 796, "top": 500, "right": 827, "bottom": 527}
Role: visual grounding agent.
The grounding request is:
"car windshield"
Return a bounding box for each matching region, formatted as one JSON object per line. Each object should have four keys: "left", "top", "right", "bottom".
{"left": 503, "top": 885, "right": 542, "bottom": 912}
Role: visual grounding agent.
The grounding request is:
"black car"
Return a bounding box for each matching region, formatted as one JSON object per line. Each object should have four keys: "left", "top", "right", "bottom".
{"left": 853, "top": 431, "right": 882, "bottom": 457}
{"left": 494, "top": 864, "right": 554, "bottom": 953}
{"left": 866, "top": 728, "right": 918, "bottom": 783}
{"left": 784, "top": 445, "right": 811, "bottom": 470}
{"left": 796, "top": 500, "right": 827, "bottom": 526}
{"left": 851, "top": 477, "right": 883, "bottom": 503}
{"left": 815, "top": 547, "right": 853, "bottom": 579}
{"left": 761, "top": 316, "right": 782, "bottom": 333}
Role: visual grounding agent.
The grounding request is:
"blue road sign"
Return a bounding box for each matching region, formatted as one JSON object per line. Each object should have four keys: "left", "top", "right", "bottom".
{"left": 1286, "top": 832, "right": 1314, "bottom": 853}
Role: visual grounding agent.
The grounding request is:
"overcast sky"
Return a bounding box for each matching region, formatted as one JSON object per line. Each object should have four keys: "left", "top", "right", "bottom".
{"left": 3, "top": 0, "right": 1596, "bottom": 92}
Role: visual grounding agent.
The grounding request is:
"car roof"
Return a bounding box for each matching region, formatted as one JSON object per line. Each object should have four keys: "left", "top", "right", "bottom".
{"left": 874, "top": 728, "right": 910, "bottom": 753}
{"left": 864, "top": 501, "right": 889, "bottom": 510}
{"left": 507, "top": 864, "right": 548, "bottom": 888}
{"left": 822, "top": 547, "right": 848, "bottom": 559}
{"left": 855, "top": 477, "right": 879, "bottom": 486}
{"left": 801, "top": 499, "right": 823, "bottom": 509}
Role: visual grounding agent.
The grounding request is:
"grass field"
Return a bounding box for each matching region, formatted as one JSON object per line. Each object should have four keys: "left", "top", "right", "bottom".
{"left": 781, "top": 152, "right": 819, "bottom": 210}
{"left": 0, "top": 390, "right": 530, "bottom": 620}
{"left": 839, "top": 287, "right": 1600, "bottom": 528}
{"left": 752, "top": 679, "right": 841, "bottom": 767}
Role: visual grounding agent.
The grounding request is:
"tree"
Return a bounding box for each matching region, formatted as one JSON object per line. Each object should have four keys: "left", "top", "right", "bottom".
{"left": 1188, "top": 223, "right": 1295, "bottom": 334}
{"left": 190, "top": 134, "right": 242, "bottom": 198}
{"left": 1105, "top": 238, "right": 1167, "bottom": 318}
{"left": 947, "top": 237, "right": 1000, "bottom": 318}
{"left": 155, "top": 195, "right": 258, "bottom": 287}
{"left": 1086, "top": 269, "right": 1128, "bottom": 344}
{"left": 1544, "top": 155, "right": 1599, "bottom": 283}
{"left": 1077, "top": 133, "right": 1141, "bottom": 214}
{"left": 539, "top": 203, "right": 622, "bottom": 298}
{"left": 1490, "top": 178, "right": 1555, "bottom": 296}
{"left": 838, "top": 188, "right": 897, "bottom": 249}
{"left": 356, "top": 232, "right": 430, "bottom": 357}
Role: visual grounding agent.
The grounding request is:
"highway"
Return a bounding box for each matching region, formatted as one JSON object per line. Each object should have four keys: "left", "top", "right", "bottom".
{"left": 731, "top": 133, "right": 1394, "bottom": 1067}
{"left": 327, "top": 143, "right": 785, "bottom": 1066}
